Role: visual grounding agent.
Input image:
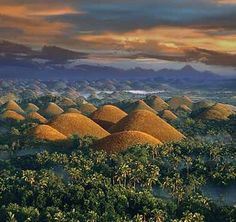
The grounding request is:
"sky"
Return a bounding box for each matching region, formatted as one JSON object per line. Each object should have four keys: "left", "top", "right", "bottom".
{"left": 0, "top": 0, "right": 236, "bottom": 74}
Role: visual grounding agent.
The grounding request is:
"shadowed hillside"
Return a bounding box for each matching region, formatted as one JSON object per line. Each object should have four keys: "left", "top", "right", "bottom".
{"left": 94, "top": 130, "right": 162, "bottom": 154}
{"left": 1, "top": 110, "right": 25, "bottom": 121}
{"left": 145, "top": 95, "right": 169, "bottom": 112}
{"left": 161, "top": 110, "right": 178, "bottom": 121}
{"left": 199, "top": 103, "right": 235, "bottom": 120}
{"left": 110, "top": 110, "right": 185, "bottom": 142}
{"left": 167, "top": 96, "right": 193, "bottom": 110}
{"left": 3, "top": 100, "right": 25, "bottom": 114}
{"left": 79, "top": 103, "right": 97, "bottom": 115}
{"left": 27, "top": 112, "right": 47, "bottom": 123}
{"left": 43, "top": 102, "right": 64, "bottom": 118}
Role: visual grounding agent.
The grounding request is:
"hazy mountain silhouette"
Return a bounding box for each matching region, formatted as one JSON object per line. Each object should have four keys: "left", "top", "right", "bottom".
{"left": 0, "top": 40, "right": 231, "bottom": 84}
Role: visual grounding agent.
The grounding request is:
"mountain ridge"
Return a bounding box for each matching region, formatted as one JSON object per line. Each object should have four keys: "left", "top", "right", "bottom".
{"left": 0, "top": 40, "right": 233, "bottom": 81}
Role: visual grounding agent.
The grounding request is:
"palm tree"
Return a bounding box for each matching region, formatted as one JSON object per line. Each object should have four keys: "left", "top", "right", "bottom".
{"left": 133, "top": 214, "right": 144, "bottom": 222}
{"left": 115, "top": 163, "right": 132, "bottom": 186}
{"left": 7, "top": 212, "right": 17, "bottom": 222}
{"left": 184, "top": 156, "right": 192, "bottom": 177}
{"left": 146, "top": 165, "right": 160, "bottom": 188}
{"left": 162, "top": 173, "right": 185, "bottom": 204}
{"left": 151, "top": 209, "right": 166, "bottom": 222}
{"left": 130, "top": 161, "right": 144, "bottom": 188}
{"left": 22, "top": 170, "right": 36, "bottom": 186}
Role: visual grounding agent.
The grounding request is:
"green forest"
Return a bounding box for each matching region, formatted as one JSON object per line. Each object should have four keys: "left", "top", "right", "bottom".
{"left": 0, "top": 114, "right": 235, "bottom": 222}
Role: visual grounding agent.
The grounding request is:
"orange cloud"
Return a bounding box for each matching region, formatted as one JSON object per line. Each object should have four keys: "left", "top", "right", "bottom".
{"left": 78, "top": 26, "right": 236, "bottom": 56}
{"left": 0, "top": 15, "right": 72, "bottom": 45}
{"left": 0, "top": 4, "right": 79, "bottom": 17}
{"left": 0, "top": 5, "right": 27, "bottom": 16}
{"left": 31, "top": 8, "right": 78, "bottom": 16}
{"left": 0, "top": 2, "right": 79, "bottom": 45}
{"left": 216, "top": 0, "right": 236, "bottom": 4}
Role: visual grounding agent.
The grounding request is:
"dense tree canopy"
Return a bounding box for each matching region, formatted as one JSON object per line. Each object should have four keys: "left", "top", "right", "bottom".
{"left": 0, "top": 94, "right": 235, "bottom": 221}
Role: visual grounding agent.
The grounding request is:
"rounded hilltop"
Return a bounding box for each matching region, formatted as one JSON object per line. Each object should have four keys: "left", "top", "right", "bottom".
{"left": 161, "top": 110, "right": 178, "bottom": 121}
{"left": 79, "top": 103, "right": 97, "bottom": 115}
{"left": 110, "top": 110, "right": 185, "bottom": 143}
{"left": 167, "top": 96, "right": 192, "bottom": 110}
{"left": 124, "top": 100, "right": 157, "bottom": 114}
{"left": 25, "top": 103, "right": 39, "bottom": 113}
{"left": 66, "top": 108, "right": 81, "bottom": 114}
{"left": 59, "top": 97, "right": 76, "bottom": 107}
{"left": 145, "top": 95, "right": 169, "bottom": 112}
{"left": 32, "top": 124, "right": 67, "bottom": 141}
{"left": 192, "top": 100, "right": 214, "bottom": 111}
{"left": 27, "top": 112, "right": 47, "bottom": 123}
{"left": 1, "top": 110, "right": 25, "bottom": 121}
{"left": 3, "top": 100, "right": 24, "bottom": 114}
{"left": 49, "top": 113, "right": 110, "bottom": 139}
{"left": 199, "top": 103, "right": 235, "bottom": 120}
{"left": 90, "top": 105, "right": 127, "bottom": 130}
{"left": 94, "top": 131, "right": 162, "bottom": 154}
{"left": 178, "top": 104, "right": 192, "bottom": 113}
{"left": 43, "top": 102, "right": 64, "bottom": 117}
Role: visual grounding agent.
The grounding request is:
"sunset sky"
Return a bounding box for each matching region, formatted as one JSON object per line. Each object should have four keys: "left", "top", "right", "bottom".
{"left": 0, "top": 0, "right": 236, "bottom": 74}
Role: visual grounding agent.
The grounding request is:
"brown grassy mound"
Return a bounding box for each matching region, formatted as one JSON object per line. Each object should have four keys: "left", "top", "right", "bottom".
{"left": 66, "top": 108, "right": 81, "bottom": 114}
{"left": 192, "top": 100, "right": 214, "bottom": 111}
{"left": 79, "top": 103, "right": 97, "bottom": 115}
{"left": 49, "top": 113, "right": 110, "bottom": 139}
{"left": 90, "top": 105, "right": 127, "bottom": 130}
{"left": 1, "top": 110, "right": 25, "bottom": 121}
{"left": 178, "top": 104, "right": 192, "bottom": 113}
{"left": 32, "top": 124, "right": 67, "bottom": 141}
{"left": 110, "top": 110, "right": 185, "bottom": 143}
{"left": 200, "top": 103, "right": 235, "bottom": 120}
{"left": 145, "top": 96, "right": 169, "bottom": 112}
{"left": 125, "top": 100, "right": 157, "bottom": 114}
{"left": 4, "top": 100, "right": 24, "bottom": 114}
{"left": 60, "top": 97, "right": 76, "bottom": 107}
{"left": 167, "top": 96, "right": 193, "bottom": 110}
{"left": 25, "top": 103, "right": 39, "bottom": 113}
{"left": 94, "top": 131, "right": 162, "bottom": 154}
{"left": 161, "top": 110, "right": 178, "bottom": 121}
{"left": 28, "top": 112, "right": 47, "bottom": 123}
{"left": 44, "top": 102, "right": 64, "bottom": 117}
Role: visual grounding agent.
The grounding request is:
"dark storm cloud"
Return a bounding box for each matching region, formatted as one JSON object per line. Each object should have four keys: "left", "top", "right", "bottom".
{"left": 131, "top": 48, "right": 236, "bottom": 68}
{"left": 49, "top": 0, "right": 236, "bottom": 33}
{"left": 185, "top": 48, "right": 236, "bottom": 67}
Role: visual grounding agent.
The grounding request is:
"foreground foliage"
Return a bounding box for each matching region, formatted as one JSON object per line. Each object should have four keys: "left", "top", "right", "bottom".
{"left": 0, "top": 134, "right": 235, "bottom": 221}
{"left": 0, "top": 99, "right": 235, "bottom": 221}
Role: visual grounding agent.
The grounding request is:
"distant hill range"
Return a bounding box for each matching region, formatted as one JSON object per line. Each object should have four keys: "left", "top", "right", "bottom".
{"left": 0, "top": 40, "right": 234, "bottom": 86}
